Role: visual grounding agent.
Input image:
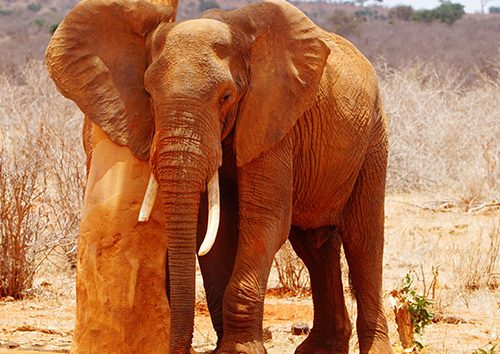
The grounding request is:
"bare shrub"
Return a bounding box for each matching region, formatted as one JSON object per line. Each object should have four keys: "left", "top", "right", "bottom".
{"left": 38, "top": 120, "right": 84, "bottom": 267}
{"left": 330, "top": 9, "right": 363, "bottom": 37}
{"left": 0, "top": 145, "right": 48, "bottom": 298}
{"left": 25, "top": 61, "right": 83, "bottom": 267}
{"left": 273, "top": 241, "right": 310, "bottom": 296}
{"left": 0, "top": 60, "right": 84, "bottom": 289}
{"left": 388, "top": 5, "right": 414, "bottom": 21}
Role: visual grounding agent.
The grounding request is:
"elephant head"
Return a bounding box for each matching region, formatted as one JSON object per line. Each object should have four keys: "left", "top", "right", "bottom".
{"left": 46, "top": 0, "right": 330, "bottom": 352}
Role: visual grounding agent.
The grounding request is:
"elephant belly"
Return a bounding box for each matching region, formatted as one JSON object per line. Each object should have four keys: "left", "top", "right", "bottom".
{"left": 291, "top": 164, "right": 357, "bottom": 230}
{"left": 291, "top": 105, "right": 371, "bottom": 230}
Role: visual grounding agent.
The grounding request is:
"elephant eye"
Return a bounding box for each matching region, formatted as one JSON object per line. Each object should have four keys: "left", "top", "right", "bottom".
{"left": 221, "top": 91, "right": 232, "bottom": 103}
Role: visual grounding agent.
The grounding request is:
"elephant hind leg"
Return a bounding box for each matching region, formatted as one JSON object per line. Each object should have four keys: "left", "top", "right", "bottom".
{"left": 289, "top": 226, "right": 352, "bottom": 354}
{"left": 339, "top": 149, "right": 393, "bottom": 354}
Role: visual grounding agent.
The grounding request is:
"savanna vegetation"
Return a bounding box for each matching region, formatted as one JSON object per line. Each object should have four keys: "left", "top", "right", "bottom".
{"left": 0, "top": 0, "right": 498, "bottom": 352}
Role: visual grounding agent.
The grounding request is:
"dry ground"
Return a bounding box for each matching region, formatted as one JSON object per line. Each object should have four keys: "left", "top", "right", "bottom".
{"left": 0, "top": 195, "right": 498, "bottom": 353}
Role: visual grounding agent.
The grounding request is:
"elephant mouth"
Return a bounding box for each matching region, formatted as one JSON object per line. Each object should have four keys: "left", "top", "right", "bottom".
{"left": 138, "top": 170, "right": 220, "bottom": 256}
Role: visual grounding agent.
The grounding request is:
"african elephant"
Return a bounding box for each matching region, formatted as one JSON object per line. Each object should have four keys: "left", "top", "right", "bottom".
{"left": 46, "top": 0, "right": 392, "bottom": 353}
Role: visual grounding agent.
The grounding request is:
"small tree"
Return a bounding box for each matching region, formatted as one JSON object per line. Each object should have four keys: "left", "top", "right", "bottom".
{"left": 433, "top": 2, "right": 465, "bottom": 24}
{"left": 0, "top": 8, "right": 14, "bottom": 16}
{"left": 49, "top": 23, "right": 59, "bottom": 35}
{"left": 389, "top": 5, "right": 414, "bottom": 21}
{"left": 355, "top": 0, "right": 382, "bottom": 6}
{"left": 27, "top": 2, "right": 41, "bottom": 12}
{"left": 355, "top": 8, "right": 383, "bottom": 21}
{"left": 31, "top": 17, "right": 46, "bottom": 32}
{"left": 412, "top": 2, "right": 464, "bottom": 25}
{"left": 412, "top": 9, "right": 435, "bottom": 22}
{"left": 330, "top": 9, "right": 363, "bottom": 37}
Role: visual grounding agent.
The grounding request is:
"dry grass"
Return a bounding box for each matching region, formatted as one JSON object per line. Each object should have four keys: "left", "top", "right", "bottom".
{"left": 383, "top": 195, "right": 499, "bottom": 352}
{"left": 380, "top": 60, "right": 500, "bottom": 203}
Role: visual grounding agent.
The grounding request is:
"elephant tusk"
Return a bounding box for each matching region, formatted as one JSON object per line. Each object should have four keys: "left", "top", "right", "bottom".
{"left": 138, "top": 173, "right": 159, "bottom": 222}
{"left": 198, "top": 171, "right": 220, "bottom": 256}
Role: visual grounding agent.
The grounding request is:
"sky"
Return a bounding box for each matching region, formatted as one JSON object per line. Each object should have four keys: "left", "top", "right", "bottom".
{"left": 372, "top": 0, "right": 500, "bottom": 12}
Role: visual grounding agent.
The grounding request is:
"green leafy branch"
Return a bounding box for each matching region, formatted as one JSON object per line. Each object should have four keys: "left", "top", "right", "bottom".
{"left": 400, "top": 273, "right": 434, "bottom": 337}
{"left": 390, "top": 273, "right": 434, "bottom": 351}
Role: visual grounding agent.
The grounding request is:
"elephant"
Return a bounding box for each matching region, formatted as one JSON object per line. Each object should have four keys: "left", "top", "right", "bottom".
{"left": 46, "top": 0, "right": 392, "bottom": 353}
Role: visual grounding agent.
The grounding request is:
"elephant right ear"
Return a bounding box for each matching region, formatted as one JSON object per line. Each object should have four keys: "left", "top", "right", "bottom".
{"left": 46, "top": 0, "right": 173, "bottom": 160}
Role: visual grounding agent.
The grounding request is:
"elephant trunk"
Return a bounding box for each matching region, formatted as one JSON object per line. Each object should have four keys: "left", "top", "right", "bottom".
{"left": 153, "top": 106, "right": 221, "bottom": 354}
{"left": 164, "top": 190, "right": 199, "bottom": 353}
{"left": 157, "top": 157, "right": 201, "bottom": 354}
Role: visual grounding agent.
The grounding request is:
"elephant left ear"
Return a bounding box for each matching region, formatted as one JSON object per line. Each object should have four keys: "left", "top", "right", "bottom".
{"left": 205, "top": 0, "right": 330, "bottom": 167}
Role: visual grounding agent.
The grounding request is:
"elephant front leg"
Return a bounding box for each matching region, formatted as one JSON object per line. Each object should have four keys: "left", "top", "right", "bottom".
{"left": 197, "top": 173, "right": 239, "bottom": 347}
{"left": 218, "top": 139, "right": 293, "bottom": 354}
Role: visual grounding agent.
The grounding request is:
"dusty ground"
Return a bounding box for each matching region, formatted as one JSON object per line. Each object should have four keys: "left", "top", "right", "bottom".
{"left": 0, "top": 195, "right": 498, "bottom": 353}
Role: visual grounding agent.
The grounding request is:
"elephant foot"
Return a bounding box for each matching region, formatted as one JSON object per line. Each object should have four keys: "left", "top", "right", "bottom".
{"left": 295, "top": 331, "right": 349, "bottom": 354}
{"left": 359, "top": 341, "right": 394, "bottom": 354}
{"left": 358, "top": 332, "right": 394, "bottom": 354}
{"left": 216, "top": 339, "right": 267, "bottom": 354}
